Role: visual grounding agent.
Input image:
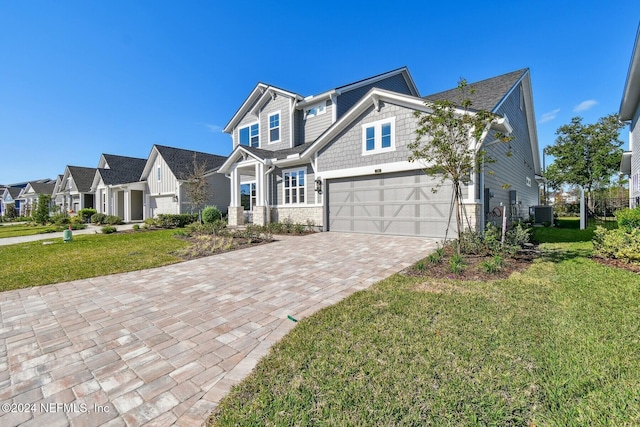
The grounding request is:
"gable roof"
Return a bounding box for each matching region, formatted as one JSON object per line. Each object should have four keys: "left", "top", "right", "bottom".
{"left": 67, "top": 166, "right": 98, "bottom": 193}
{"left": 224, "top": 67, "right": 420, "bottom": 133}
{"left": 620, "top": 23, "right": 640, "bottom": 121}
{"left": 28, "top": 180, "right": 56, "bottom": 196}
{"left": 423, "top": 69, "right": 528, "bottom": 112}
{"left": 145, "top": 145, "right": 227, "bottom": 180}
{"left": 97, "top": 154, "right": 147, "bottom": 185}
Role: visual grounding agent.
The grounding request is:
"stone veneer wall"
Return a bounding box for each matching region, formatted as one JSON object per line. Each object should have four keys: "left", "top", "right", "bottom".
{"left": 228, "top": 206, "right": 245, "bottom": 227}
{"left": 270, "top": 206, "right": 323, "bottom": 229}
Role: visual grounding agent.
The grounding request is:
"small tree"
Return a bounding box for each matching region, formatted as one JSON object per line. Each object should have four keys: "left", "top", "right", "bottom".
{"left": 33, "top": 194, "right": 51, "bottom": 225}
{"left": 4, "top": 204, "right": 17, "bottom": 220}
{"left": 182, "top": 154, "right": 211, "bottom": 222}
{"left": 409, "top": 79, "right": 510, "bottom": 251}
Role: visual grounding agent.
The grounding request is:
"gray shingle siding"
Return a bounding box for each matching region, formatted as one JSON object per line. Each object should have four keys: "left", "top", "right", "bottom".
{"left": 336, "top": 73, "right": 412, "bottom": 118}
{"left": 317, "top": 103, "right": 418, "bottom": 171}
{"left": 483, "top": 83, "right": 538, "bottom": 219}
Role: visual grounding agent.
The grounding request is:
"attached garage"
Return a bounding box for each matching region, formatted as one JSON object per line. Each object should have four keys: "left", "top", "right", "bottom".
{"left": 326, "top": 171, "right": 457, "bottom": 238}
{"left": 148, "top": 195, "right": 176, "bottom": 217}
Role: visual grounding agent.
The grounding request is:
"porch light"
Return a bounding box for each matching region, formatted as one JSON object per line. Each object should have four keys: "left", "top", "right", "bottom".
{"left": 173, "top": 195, "right": 179, "bottom": 202}
{"left": 314, "top": 178, "right": 322, "bottom": 194}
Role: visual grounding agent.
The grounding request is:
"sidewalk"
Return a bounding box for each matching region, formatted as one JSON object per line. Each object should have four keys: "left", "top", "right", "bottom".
{"left": 0, "top": 223, "right": 137, "bottom": 246}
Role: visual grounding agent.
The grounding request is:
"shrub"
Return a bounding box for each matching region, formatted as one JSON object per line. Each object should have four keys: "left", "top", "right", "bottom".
{"left": 505, "top": 223, "right": 531, "bottom": 247}
{"left": 481, "top": 255, "right": 504, "bottom": 273}
{"left": 593, "top": 226, "right": 640, "bottom": 261}
{"left": 202, "top": 206, "right": 222, "bottom": 224}
{"left": 156, "top": 214, "right": 198, "bottom": 228}
{"left": 101, "top": 226, "right": 117, "bottom": 234}
{"left": 91, "top": 213, "right": 107, "bottom": 224}
{"left": 105, "top": 215, "right": 123, "bottom": 225}
{"left": 614, "top": 206, "right": 640, "bottom": 232}
{"left": 132, "top": 224, "right": 140, "bottom": 231}
{"left": 77, "top": 208, "right": 97, "bottom": 223}
{"left": 51, "top": 213, "right": 70, "bottom": 226}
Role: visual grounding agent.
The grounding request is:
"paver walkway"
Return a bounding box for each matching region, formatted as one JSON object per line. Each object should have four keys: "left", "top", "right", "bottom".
{"left": 0, "top": 232, "right": 438, "bottom": 426}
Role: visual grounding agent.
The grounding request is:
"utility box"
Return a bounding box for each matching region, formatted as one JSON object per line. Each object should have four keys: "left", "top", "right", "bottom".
{"left": 530, "top": 206, "right": 554, "bottom": 224}
{"left": 509, "top": 190, "right": 517, "bottom": 205}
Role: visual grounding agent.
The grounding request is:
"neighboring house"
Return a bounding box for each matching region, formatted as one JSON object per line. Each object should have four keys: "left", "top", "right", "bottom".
{"left": 219, "top": 67, "right": 541, "bottom": 238}
{"left": 620, "top": 24, "right": 640, "bottom": 208}
{"left": 51, "top": 175, "right": 65, "bottom": 213}
{"left": 91, "top": 154, "right": 147, "bottom": 222}
{"left": 57, "top": 166, "right": 97, "bottom": 213}
{"left": 17, "top": 179, "right": 56, "bottom": 216}
{"left": 140, "top": 145, "right": 229, "bottom": 218}
{"left": 1, "top": 185, "right": 26, "bottom": 217}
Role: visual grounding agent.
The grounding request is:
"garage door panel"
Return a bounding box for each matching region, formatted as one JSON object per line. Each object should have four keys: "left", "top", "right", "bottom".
{"left": 328, "top": 171, "right": 456, "bottom": 238}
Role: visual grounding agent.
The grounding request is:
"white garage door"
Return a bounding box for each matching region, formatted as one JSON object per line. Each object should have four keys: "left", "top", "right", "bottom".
{"left": 327, "top": 171, "right": 456, "bottom": 238}
{"left": 149, "top": 195, "right": 176, "bottom": 217}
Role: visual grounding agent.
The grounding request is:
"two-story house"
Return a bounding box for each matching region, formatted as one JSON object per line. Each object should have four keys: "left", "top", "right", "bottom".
{"left": 219, "top": 67, "right": 541, "bottom": 238}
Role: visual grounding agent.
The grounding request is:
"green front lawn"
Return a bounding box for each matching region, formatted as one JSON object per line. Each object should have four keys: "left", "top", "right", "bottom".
{"left": 210, "top": 231, "right": 640, "bottom": 426}
{"left": 0, "top": 223, "right": 60, "bottom": 238}
{"left": 0, "top": 229, "right": 189, "bottom": 292}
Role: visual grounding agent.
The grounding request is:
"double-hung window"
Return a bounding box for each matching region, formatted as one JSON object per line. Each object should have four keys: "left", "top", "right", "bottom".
{"left": 283, "top": 169, "right": 305, "bottom": 204}
{"left": 239, "top": 123, "right": 259, "bottom": 147}
{"left": 362, "top": 117, "right": 396, "bottom": 155}
{"left": 268, "top": 112, "right": 280, "bottom": 143}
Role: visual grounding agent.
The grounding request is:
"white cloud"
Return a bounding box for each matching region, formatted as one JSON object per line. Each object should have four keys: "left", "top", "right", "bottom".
{"left": 204, "top": 123, "right": 222, "bottom": 132}
{"left": 539, "top": 108, "right": 560, "bottom": 124}
{"left": 573, "top": 99, "right": 598, "bottom": 112}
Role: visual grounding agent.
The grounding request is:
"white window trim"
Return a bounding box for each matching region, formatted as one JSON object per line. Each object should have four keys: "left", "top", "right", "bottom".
{"left": 268, "top": 111, "right": 281, "bottom": 144}
{"left": 362, "top": 117, "right": 396, "bottom": 155}
{"left": 238, "top": 121, "right": 260, "bottom": 148}
{"left": 305, "top": 102, "right": 327, "bottom": 119}
{"left": 282, "top": 167, "right": 307, "bottom": 205}
{"left": 526, "top": 176, "right": 531, "bottom": 187}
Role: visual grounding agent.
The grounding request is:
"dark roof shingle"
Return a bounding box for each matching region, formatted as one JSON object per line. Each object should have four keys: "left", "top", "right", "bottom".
{"left": 67, "top": 166, "right": 97, "bottom": 193}
{"left": 99, "top": 154, "right": 147, "bottom": 184}
{"left": 154, "top": 145, "right": 227, "bottom": 180}
{"left": 423, "top": 69, "right": 528, "bottom": 112}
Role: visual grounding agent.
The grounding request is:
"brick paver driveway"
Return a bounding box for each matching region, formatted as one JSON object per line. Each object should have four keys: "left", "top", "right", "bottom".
{"left": 0, "top": 232, "right": 437, "bottom": 426}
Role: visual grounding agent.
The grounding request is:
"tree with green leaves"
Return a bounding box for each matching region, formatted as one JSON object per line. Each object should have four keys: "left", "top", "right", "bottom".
{"left": 409, "top": 79, "right": 511, "bottom": 249}
{"left": 33, "top": 194, "right": 51, "bottom": 225}
{"left": 545, "top": 114, "right": 625, "bottom": 195}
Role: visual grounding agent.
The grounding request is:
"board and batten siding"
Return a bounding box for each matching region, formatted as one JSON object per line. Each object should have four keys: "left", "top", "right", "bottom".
{"left": 146, "top": 156, "right": 178, "bottom": 196}
{"left": 317, "top": 102, "right": 418, "bottom": 172}
{"left": 178, "top": 173, "right": 230, "bottom": 214}
{"left": 484, "top": 83, "right": 539, "bottom": 219}
{"left": 336, "top": 73, "right": 413, "bottom": 118}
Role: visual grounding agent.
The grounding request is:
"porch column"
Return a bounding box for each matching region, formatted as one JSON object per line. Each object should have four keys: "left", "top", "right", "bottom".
{"left": 228, "top": 165, "right": 244, "bottom": 226}
{"left": 253, "top": 163, "right": 266, "bottom": 226}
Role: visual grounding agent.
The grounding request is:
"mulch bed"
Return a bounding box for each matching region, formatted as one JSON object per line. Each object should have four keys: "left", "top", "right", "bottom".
{"left": 404, "top": 244, "right": 539, "bottom": 281}
{"left": 592, "top": 257, "right": 640, "bottom": 274}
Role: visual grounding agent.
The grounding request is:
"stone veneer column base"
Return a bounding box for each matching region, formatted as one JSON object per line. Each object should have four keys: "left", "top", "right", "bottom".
{"left": 228, "top": 206, "right": 245, "bottom": 226}
{"left": 253, "top": 206, "right": 267, "bottom": 226}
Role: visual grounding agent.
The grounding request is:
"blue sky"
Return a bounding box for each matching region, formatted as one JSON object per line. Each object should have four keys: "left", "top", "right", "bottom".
{"left": 1, "top": 1, "right": 638, "bottom": 184}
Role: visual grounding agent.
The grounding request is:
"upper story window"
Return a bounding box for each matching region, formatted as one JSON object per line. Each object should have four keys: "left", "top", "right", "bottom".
{"left": 157, "top": 165, "right": 161, "bottom": 181}
{"left": 283, "top": 169, "right": 305, "bottom": 204}
{"left": 239, "top": 123, "right": 259, "bottom": 147}
{"left": 305, "top": 102, "right": 326, "bottom": 118}
{"left": 269, "top": 112, "right": 280, "bottom": 144}
{"left": 362, "top": 117, "right": 396, "bottom": 155}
